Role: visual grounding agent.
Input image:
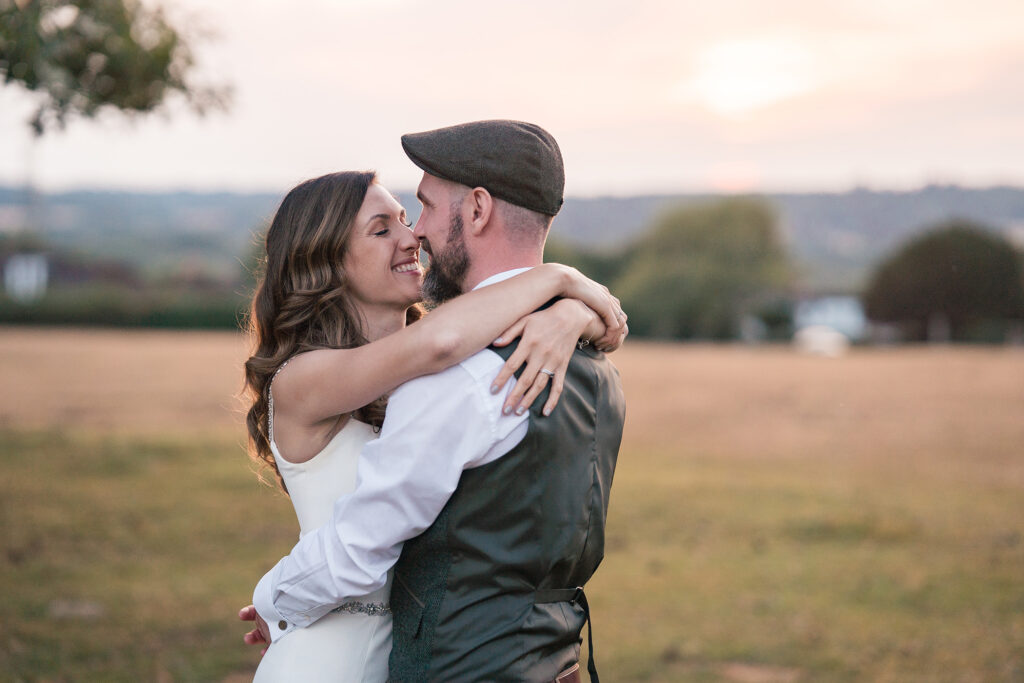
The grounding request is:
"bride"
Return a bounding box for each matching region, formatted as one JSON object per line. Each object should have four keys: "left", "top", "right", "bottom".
{"left": 238, "top": 171, "right": 626, "bottom": 681}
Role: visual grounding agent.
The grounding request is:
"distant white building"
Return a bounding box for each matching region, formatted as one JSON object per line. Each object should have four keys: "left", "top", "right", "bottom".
{"left": 791, "top": 296, "right": 867, "bottom": 356}
{"left": 793, "top": 296, "right": 866, "bottom": 341}
{"left": 4, "top": 253, "right": 49, "bottom": 302}
{"left": 1006, "top": 223, "right": 1024, "bottom": 251}
{"left": 794, "top": 325, "right": 850, "bottom": 357}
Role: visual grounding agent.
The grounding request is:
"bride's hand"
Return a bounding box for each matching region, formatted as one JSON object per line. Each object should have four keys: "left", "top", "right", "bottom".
{"left": 551, "top": 264, "right": 628, "bottom": 343}
{"left": 491, "top": 299, "right": 597, "bottom": 417}
{"left": 239, "top": 604, "right": 270, "bottom": 655}
{"left": 595, "top": 311, "right": 629, "bottom": 353}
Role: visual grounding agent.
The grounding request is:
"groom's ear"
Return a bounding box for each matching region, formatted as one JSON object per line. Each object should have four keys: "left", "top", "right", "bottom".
{"left": 466, "top": 187, "right": 493, "bottom": 236}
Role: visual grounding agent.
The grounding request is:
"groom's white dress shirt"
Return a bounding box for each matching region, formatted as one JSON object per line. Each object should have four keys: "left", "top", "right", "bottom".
{"left": 253, "top": 269, "right": 533, "bottom": 642}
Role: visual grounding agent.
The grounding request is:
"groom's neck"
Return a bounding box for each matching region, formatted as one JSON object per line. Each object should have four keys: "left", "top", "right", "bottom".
{"left": 462, "top": 244, "right": 544, "bottom": 293}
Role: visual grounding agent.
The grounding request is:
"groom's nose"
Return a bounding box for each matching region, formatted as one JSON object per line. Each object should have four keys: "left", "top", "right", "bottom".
{"left": 411, "top": 216, "right": 426, "bottom": 241}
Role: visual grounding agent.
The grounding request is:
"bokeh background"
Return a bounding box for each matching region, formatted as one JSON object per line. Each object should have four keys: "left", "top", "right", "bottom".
{"left": 1, "top": 1, "right": 1022, "bottom": 681}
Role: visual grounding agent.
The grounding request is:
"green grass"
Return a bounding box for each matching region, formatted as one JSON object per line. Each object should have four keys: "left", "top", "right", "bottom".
{"left": 0, "top": 430, "right": 295, "bottom": 682}
{"left": 1, "top": 430, "right": 1022, "bottom": 681}
{"left": 591, "top": 450, "right": 1024, "bottom": 682}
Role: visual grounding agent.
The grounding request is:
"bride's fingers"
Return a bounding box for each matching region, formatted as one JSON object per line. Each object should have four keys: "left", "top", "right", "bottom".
{"left": 572, "top": 277, "right": 618, "bottom": 332}
{"left": 600, "top": 326, "right": 626, "bottom": 353}
{"left": 596, "top": 310, "right": 627, "bottom": 351}
{"left": 514, "top": 348, "right": 571, "bottom": 416}
{"left": 492, "top": 345, "right": 530, "bottom": 399}
{"left": 597, "top": 319, "right": 628, "bottom": 352}
{"left": 512, "top": 362, "right": 552, "bottom": 417}
{"left": 591, "top": 289, "right": 624, "bottom": 335}
{"left": 512, "top": 362, "right": 551, "bottom": 416}
{"left": 503, "top": 358, "right": 539, "bottom": 414}
{"left": 493, "top": 319, "right": 525, "bottom": 348}
{"left": 594, "top": 297, "right": 620, "bottom": 334}
{"left": 541, "top": 370, "right": 566, "bottom": 417}
{"left": 244, "top": 628, "right": 266, "bottom": 645}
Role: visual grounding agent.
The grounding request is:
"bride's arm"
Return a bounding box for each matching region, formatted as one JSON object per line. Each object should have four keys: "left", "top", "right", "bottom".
{"left": 273, "top": 263, "right": 624, "bottom": 426}
{"left": 490, "top": 296, "right": 628, "bottom": 417}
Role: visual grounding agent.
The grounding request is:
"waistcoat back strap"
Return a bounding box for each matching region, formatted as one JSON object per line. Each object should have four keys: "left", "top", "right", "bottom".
{"left": 535, "top": 587, "right": 599, "bottom": 683}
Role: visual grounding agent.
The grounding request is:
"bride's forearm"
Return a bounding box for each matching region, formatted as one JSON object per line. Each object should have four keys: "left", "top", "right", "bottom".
{"left": 575, "top": 300, "right": 604, "bottom": 347}
{"left": 272, "top": 264, "right": 619, "bottom": 426}
{"left": 413, "top": 264, "right": 572, "bottom": 370}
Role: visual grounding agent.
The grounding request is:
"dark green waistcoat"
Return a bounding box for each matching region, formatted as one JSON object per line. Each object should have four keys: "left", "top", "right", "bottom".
{"left": 388, "top": 341, "right": 625, "bottom": 682}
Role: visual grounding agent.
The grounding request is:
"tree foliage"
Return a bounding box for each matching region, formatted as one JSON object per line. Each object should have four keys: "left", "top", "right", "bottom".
{"left": 611, "top": 198, "right": 791, "bottom": 339}
{"left": 0, "top": 0, "right": 228, "bottom": 135}
{"left": 543, "top": 237, "right": 624, "bottom": 290}
{"left": 862, "top": 221, "right": 1024, "bottom": 339}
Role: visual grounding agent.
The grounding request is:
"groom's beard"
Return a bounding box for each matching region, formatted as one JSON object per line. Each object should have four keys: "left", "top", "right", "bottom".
{"left": 422, "top": 212, "right": 470, "bottom": 305}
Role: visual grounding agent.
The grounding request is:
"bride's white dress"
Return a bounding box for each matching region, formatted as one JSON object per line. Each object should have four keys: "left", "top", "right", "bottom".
{"left": 253, "top": 417, "right": 392, "bottom": 682}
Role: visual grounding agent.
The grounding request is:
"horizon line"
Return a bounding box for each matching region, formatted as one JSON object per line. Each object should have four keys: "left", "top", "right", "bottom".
{"left": 2, "top": 180, "right": 1024, "bottom": 200}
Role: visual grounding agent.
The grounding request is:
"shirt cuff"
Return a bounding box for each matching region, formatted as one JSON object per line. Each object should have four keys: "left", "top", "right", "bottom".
{"left": 253, "top": 563, "right": 296, "bottom": 643}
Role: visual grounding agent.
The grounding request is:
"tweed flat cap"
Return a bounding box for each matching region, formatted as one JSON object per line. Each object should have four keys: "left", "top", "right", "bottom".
{"left": 401, "top": 120, "right": 564, "bottom": 216}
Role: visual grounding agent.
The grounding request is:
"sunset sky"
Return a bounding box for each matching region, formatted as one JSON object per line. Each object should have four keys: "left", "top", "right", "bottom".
{"left": 1, "top": 0, "right": 1022, "bottom": 196}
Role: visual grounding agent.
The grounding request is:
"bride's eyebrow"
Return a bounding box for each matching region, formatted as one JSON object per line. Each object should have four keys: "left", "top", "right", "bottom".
{"left": 365, "top": 213, "right": 391, "bottom": 229}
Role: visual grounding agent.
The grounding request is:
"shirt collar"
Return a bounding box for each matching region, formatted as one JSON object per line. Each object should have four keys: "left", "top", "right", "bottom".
{"left": 471, "top": 267, "right": 533, "bottom": 291}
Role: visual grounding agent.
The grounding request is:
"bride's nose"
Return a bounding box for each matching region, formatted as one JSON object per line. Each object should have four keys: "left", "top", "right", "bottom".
{"left": 398, "top": 225, "right": 419, "bottom": 253}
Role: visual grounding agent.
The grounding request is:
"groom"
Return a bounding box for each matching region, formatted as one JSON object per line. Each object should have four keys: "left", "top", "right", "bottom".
{"left": 246, "top": 120, "right": 625, "bottom": 682}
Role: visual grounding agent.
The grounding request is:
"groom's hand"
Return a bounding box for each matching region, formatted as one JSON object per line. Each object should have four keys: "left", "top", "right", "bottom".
{"left": 239, "top": 604, "right": 271, "bottom": 654}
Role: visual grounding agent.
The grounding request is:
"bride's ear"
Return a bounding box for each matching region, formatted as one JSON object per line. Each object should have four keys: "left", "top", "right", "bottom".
{"left": 466, "top": 187, "right": 493, "bottom": 236}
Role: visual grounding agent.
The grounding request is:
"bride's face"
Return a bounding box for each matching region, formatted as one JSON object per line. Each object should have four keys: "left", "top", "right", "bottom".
{"left": 342, "top": 183, "right": 423, "bottom": 312}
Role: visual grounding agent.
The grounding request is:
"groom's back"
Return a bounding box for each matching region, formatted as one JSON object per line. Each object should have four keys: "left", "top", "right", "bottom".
{"left": 389, "top": 341, "right": 625, "bottom": 682}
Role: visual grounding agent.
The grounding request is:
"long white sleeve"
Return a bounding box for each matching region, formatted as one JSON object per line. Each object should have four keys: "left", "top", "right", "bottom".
{"left": 253, "top": 349, "right": 528, "bottom": 642}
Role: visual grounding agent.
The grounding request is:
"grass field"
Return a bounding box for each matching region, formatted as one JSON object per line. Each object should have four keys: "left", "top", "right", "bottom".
{"left": 1, "top": 327, "right": 1022, "bottom": 682}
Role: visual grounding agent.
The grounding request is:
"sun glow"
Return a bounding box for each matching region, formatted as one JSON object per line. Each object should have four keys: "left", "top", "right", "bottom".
{"left": 677, "top": 38, "right": 818, "bottom": 117}
{"left": 707, "top": 161, "right": 762, "bottom": 193}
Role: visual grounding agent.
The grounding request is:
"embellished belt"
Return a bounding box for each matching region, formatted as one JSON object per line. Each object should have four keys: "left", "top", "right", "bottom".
{"left": 330, "top": 600, "right": 391, "bottom": 616}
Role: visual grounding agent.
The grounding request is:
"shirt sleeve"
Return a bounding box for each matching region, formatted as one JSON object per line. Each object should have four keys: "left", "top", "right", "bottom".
{"left": 252, "top": 355, "right": 526, "bottom": 642}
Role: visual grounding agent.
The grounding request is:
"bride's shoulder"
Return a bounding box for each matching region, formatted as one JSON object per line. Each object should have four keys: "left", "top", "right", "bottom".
{"left": 271, "top": 349, "right": 356, "bottom": 399}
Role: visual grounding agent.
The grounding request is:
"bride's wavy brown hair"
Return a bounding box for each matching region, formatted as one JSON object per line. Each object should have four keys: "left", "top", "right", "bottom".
{"left": 243, "top": 171, "right": 422, "bottom": 490}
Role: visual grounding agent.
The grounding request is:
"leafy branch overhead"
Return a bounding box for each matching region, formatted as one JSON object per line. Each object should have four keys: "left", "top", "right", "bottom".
{"left": 0, "top": 0, "right": 230, "bottom": 135}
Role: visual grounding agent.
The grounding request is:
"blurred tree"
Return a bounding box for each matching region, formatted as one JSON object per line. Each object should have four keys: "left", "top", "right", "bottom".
{"left": 0, "top": 229, "right": 48, "bottom": 255}
{"left": 0, "top": 0, "right": 228, "bottom": 136}
{"left": 543, "top": 237, "right": 625, "bottom": 289}
{"left": 612, "top": 198, "right": 791, "bottom": 339}
{"left": 862, "top": 221, "right": 1024, "bottom": 341}
{"left": 239, "top": 225, "right": 267, "bottom": 291}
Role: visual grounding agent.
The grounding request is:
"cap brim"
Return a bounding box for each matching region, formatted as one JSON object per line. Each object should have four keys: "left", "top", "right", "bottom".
{"left": 401, "top": 132, "right": 460, "bottom": 186}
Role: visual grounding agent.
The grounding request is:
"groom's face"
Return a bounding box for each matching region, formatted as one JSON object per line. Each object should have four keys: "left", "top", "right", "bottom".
{"left": 413, "top": 173, "right": 471, "bottom": 304}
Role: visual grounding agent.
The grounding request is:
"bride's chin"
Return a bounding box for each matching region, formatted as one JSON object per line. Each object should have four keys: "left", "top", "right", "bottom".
{"left": 405, "top": 286, "right": 424, "bottom": 307}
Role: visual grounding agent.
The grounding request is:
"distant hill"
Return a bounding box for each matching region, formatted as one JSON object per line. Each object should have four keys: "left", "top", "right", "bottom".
{"left": 553, "top": 186, "right": 1024, "bottom": 291}
{"left": 0, "top": 187, "right": 282, "bottom": 280}
{"left": 2, "top": 184, "right": 1023, "bottom": 292}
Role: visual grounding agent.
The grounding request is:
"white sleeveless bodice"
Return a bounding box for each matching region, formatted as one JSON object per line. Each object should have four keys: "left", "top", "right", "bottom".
{"left": 271, "top": 419, "right": 376, "bottom": 537}
{"left": 253, "top": 405, "right": 392, "bottom": 682}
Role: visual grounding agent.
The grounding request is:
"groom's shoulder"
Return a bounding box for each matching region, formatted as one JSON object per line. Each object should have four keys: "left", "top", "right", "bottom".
{"left": 389, "top": 347, "right": 502, "bottom": 400}
{"left": 458, "top": 346, "right": 505, "bottom": 384}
